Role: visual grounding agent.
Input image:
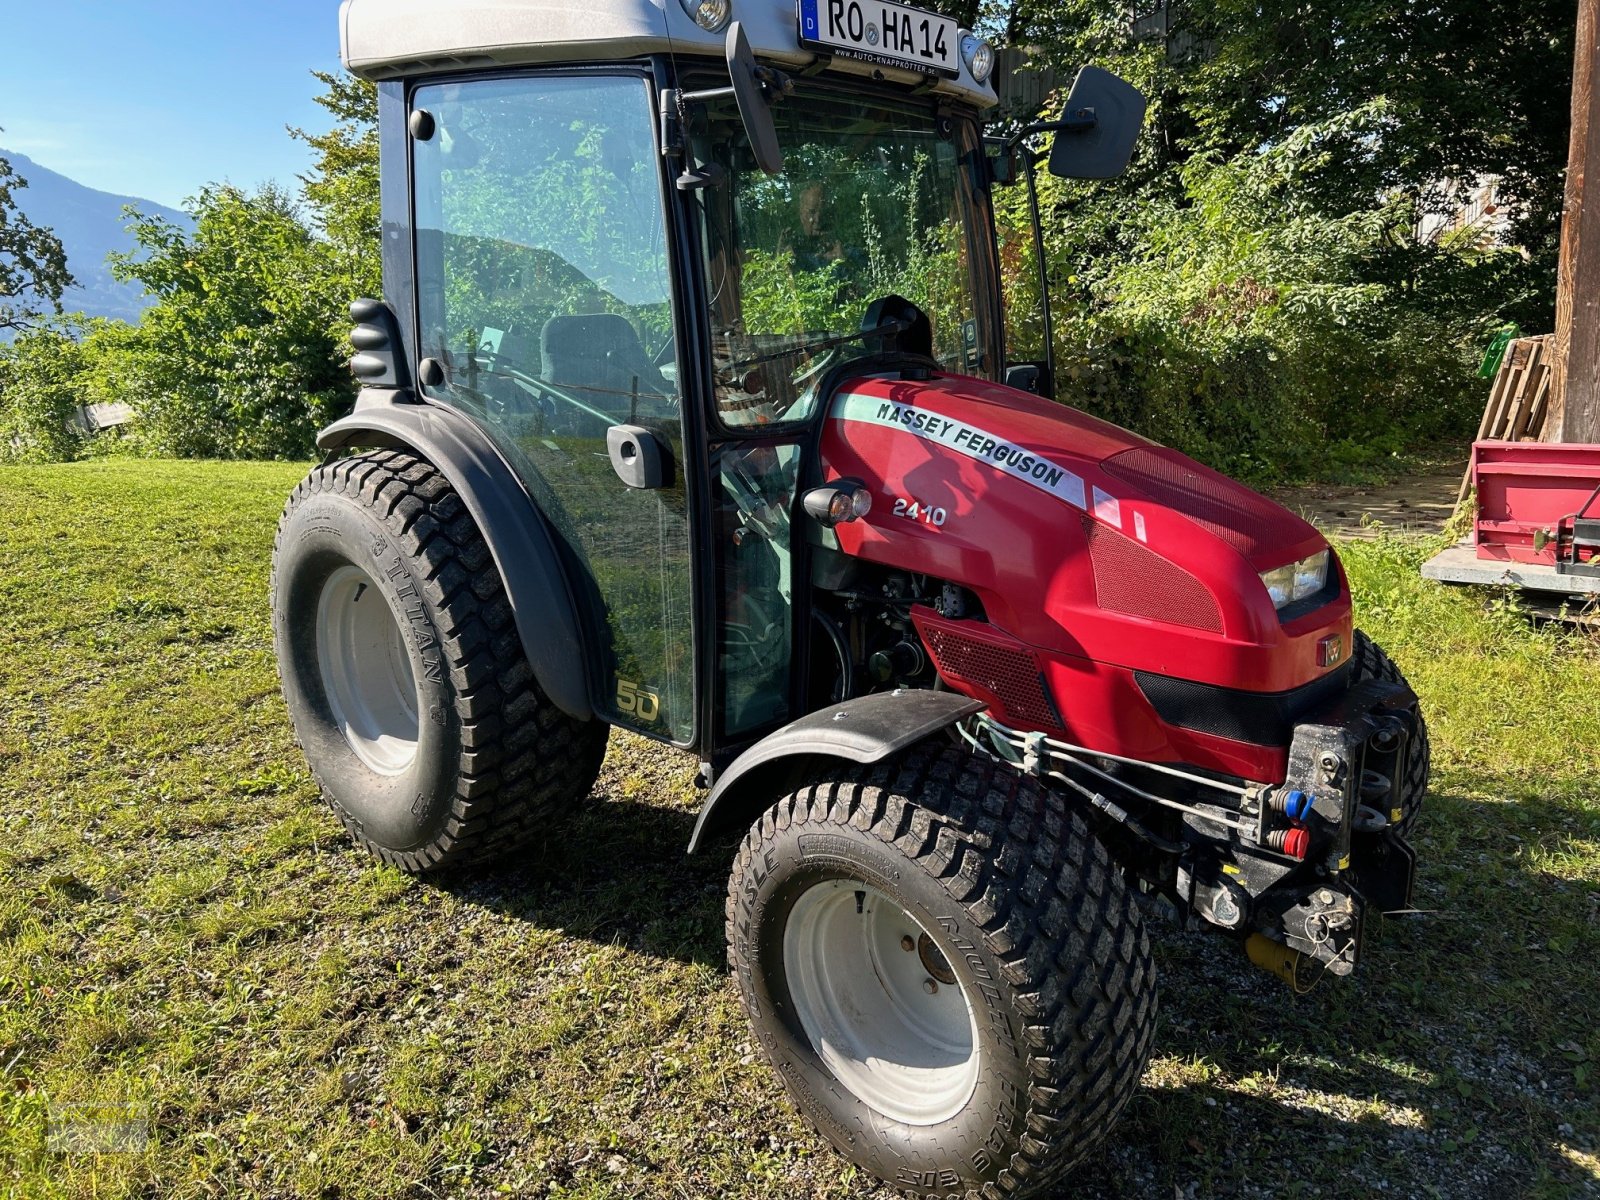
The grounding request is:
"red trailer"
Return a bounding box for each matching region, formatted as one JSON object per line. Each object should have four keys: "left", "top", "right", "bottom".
{"left": 1423, "top": 440, "right": 1600, "bottom": 599}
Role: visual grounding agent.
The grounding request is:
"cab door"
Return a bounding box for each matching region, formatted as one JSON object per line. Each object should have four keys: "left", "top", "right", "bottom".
{"left": 409, "top": 71, "right": 697, "bottom": 744}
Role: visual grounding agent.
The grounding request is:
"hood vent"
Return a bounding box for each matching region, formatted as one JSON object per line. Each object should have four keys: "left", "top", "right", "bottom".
{"left": 1103, "top": 447, "right": 1316, "bottom": 561}
{"left": 1081, "top": 516, "right": 1223, "bottom": 633}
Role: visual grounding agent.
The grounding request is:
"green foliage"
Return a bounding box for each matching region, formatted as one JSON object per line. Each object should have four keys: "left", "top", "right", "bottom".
{"left": 291, "top": 71, "right": 382, "bottom": 303}
{"left": 0, "top": 143, "right": 75, "bottom": 334}
{"left": 107, "top": 184, "right": 354, "bottom": 459}
{"left": 1003, "top": 103, "right": 1504, "bottom": 480}
{"left": 0, "top": 73, "right": 375, "bottom": 463}
{"left": 0, "top": 324, "right": 90, "bottom": 462}
{"left": 978, "top": 0, "right": 1575, "bottom": 480}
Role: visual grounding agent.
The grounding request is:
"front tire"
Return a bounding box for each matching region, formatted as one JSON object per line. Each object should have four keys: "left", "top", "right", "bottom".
{"left": 726, "top": 745, "right": 1157, "bottom": 1199}
{"left": 1351, "top": 629, "right": 1429, "bottom": 837}
{"left": 271, "top": 449, "right": 607, "bottom": 872}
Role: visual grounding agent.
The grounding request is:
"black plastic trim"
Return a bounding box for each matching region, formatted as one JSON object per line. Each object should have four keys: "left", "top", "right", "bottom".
{"left": 1274, "top": 575, "right": 1342, "bottom": 625}
{"left": 1134, "top": 662, "right": 1354, "bottom": 748}
{"left": 686, "top": 689, "right": 985, "bottom": 852}
{"left": 318, "top": 396, "right": 593, "bottom": 722}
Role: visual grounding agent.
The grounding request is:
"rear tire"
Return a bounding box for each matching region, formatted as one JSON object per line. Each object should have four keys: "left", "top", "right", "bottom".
{"left": 726, "top": 744, "right": 1156, "bottom": 1199}
{"left": 271, "top": 449, "right": 607, "bottom": 872}
{"left": 1350, "top": 629, "right": 1429, "bottom": 837}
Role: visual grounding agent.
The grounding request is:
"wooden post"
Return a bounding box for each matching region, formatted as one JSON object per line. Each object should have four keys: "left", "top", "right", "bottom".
{"left": 1553, "top": 0, "right": 1600, "bottom": 443}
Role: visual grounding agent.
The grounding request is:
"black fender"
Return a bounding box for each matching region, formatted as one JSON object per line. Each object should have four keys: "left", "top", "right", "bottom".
{"left": 686, "top": 689, "right": 986, "bottom": 853}
{"left": 317, "top": 390, "right": 593, "bottom": 722}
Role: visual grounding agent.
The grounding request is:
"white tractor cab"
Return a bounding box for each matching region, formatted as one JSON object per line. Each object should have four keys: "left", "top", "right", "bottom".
{"left": 270, "top": 0, "right": 1395, "bottom": 1193}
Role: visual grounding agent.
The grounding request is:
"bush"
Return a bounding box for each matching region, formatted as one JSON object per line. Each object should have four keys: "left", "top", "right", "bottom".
{"left": 998, "top": 104, "right": 1501, "bottom": 484}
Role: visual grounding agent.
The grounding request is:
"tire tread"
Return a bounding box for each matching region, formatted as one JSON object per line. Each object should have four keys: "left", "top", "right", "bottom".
{"left": 272, "top": 449, "right": 607, "bottom": 872}
{"left": 726, "top": 744, "right": 1157, "bottom": 1200}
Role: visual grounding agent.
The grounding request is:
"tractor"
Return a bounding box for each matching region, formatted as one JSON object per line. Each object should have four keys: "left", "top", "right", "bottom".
{"left": 271, "top": 0, "right": 1428, "bottom": 1193}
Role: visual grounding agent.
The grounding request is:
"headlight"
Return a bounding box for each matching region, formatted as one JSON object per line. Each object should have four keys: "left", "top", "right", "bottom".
{"left": 679, "top": 0, "right": 730, "bottom": 33}
{"left": 1259, "top": 549, "right": 1330, "bottom": 610}
{"left": 960, "top": 34, "right": 995, "bottom": 83}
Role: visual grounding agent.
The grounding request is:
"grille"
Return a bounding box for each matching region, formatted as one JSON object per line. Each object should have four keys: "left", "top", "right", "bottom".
{"left": 912, "top": 610, "right": 1062, "bottom": 730}
{"left": 1081, "top": 517, "right": 1223, "bottom": 633}
{"left": 1103, "top": 446, "right": 1313, "bottom": 560}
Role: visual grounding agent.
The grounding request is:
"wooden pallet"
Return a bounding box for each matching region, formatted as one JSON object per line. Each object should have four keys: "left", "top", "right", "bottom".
{"left": 1458, "top": 335, "right": 1555, "bottom": 502}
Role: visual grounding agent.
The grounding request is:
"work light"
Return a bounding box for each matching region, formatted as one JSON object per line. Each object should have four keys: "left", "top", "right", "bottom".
{"left": 960, "top": 34, "right": 995, "bottom": 83}
{"left": 680, "top": 0, "right": 730, "bottom": 33}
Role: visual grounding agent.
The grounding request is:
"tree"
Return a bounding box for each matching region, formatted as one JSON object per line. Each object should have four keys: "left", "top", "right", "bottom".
{"left": 0, "top": 143, "right": 75, "bottom": 333}
{"left": 291, "top": 71, "right": 382, "bottom": 302}
{"left": 991, "top": 0, "right": 1574, "bottom": 327}
{"left": 110, "top": 184, "right": 356, "bottom": 459}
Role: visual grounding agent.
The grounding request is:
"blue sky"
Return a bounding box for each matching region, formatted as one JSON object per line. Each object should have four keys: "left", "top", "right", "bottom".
{"left": 0, "top": 0, "right": 345, "bottom": 210}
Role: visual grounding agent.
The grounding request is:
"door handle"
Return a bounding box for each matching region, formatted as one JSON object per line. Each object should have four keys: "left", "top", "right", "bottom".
{"left": 606, "top": 424, "right": 672, "bottom": 489}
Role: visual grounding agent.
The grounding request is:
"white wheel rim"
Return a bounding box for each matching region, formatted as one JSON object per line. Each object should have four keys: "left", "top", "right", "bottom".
{"left": 316, "top": 565, "right": 420, "bottom": 775}
{"left": 783, "top": 880, "right": 980, "bottom": 1125}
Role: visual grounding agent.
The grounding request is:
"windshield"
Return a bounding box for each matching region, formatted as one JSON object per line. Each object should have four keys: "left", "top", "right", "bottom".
{"left": 689, "top": 84, "right": 991, "bottom": 428}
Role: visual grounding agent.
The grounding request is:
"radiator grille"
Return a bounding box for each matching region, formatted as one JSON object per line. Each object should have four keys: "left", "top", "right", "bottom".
{"left": 1103, "top": 446, "right": 1313, "bottom": 560}
{"left": 914, "top": 614, "right": 1062, "bottom": 730}
{"left": 1081, "top": 517, "right": 1224, "bottom": 633}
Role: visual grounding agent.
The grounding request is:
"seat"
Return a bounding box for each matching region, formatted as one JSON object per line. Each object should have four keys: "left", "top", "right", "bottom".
{"left": 538, "top": 313, "right": 673, "bottom": 426}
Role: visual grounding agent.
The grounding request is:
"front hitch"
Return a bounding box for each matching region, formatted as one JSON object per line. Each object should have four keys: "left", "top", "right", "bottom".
{"left": 1186, "top": 678, "right": 1420, "bottom": 983}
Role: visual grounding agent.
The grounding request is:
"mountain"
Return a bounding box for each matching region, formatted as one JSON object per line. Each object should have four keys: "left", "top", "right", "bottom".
{"left": 0, "top": 149, "right": 193, "bottom": 330}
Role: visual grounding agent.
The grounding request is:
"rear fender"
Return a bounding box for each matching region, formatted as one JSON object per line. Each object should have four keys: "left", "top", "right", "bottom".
{"left": 317, "top": 390, "right": 593, "bottom": 721}
{"left": 686, "top": 689, "right": 985, "bottom": 853}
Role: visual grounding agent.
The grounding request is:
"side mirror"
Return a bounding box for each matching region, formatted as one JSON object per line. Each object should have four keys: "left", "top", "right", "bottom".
{"left": 1005, "top": 361, "right": 1054, "bottom": 399}
{"left": 726, "top": 22, "right": 786, "bottom": 175}
{"left": 1047, "top": 65, "right": 1146, "bottom": 180}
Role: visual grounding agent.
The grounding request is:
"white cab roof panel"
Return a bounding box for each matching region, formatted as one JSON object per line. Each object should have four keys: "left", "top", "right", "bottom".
{"left": 340, "top": 0, "right": 996, "bottom": 109}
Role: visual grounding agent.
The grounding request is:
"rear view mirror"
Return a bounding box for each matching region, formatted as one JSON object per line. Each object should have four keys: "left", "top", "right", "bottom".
{"left": 1047, "top": 65, "right": 1146, "bottom": 180}
{"left": 726, "top": 22, "right": 785, "bottom": 175}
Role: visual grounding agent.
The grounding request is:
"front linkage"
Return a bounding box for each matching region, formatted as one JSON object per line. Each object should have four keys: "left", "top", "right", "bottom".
{"left": 968, "top": 678, "right": 1419, "bottom": 991}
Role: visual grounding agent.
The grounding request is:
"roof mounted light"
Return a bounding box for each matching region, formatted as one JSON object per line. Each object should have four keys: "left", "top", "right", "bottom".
{"left": 960, "top": 34, "right": 995, "bottom": 84}
{"left": 680, "top": 0, "right": 731, "bottom": 33}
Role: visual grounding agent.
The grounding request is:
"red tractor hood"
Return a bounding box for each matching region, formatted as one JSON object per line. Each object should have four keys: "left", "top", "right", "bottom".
{"left": 824, "top": 372, "right": 1327, "bottom": 568}
{"left": 819, "top": 372, "right": 1347, "bottom": 698}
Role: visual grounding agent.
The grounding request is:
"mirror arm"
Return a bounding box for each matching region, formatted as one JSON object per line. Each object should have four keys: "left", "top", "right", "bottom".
{"left": 681, "top": 84, "right": 739, "bottom": 105}
{"left": 1005, "top": 108, "right": 1099, "bottom": 151}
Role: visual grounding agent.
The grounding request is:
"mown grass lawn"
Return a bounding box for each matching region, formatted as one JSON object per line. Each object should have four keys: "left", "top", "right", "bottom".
{"left": 1, "top": 459, "right": 1597, "bottom": 1199}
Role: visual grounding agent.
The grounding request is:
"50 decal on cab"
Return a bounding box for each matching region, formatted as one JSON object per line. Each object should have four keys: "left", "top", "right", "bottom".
{"left": 891, "top": 497, "right": 949, "bottom": 527}
{"left": 615, "top": 678, "right": 661, "bottom": 722}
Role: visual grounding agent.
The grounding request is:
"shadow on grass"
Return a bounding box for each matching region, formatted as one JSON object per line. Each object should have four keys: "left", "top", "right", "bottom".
{"left": 421, "top": 780, "right": 1597, "bottom": 1196}
{"left": 422, "top": 793, "right": 733, "bottom": 970}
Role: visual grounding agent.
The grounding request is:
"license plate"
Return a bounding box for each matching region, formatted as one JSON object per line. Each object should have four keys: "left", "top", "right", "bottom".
{"left": 798, "top": 0, "right": 961, "bottom": 78}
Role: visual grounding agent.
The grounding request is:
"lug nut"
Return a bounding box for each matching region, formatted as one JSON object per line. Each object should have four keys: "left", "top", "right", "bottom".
{"left": 900, "top": 935, "right": 916, "bottom": 952}
{"left": 923, "top": 979, "right": 938, "bottom": 995}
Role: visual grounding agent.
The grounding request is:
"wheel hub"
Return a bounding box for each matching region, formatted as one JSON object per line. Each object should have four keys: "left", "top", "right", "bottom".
{"left": 782, "top": 879, "right": 980, "bottom": 1125}
{"left": 315, "top": 564, "right": 421, "bottom": 775}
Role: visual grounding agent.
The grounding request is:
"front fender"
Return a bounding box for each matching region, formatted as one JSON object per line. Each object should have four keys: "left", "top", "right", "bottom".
{"left": 318, "top": 390, "right": 593, "bottom": 722}
{"left": 687, "top": 689, "right": 985, "bottom": 853}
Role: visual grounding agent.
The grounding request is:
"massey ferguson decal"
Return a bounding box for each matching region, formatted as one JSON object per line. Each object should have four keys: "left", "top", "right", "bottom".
{"left": 831, "top": 392, "right": 1146, "bottom": 539}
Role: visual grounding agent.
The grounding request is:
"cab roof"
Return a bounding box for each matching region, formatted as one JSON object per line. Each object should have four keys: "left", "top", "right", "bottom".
{"left": 339, "top": 0, "right": 997, "bottom": 109}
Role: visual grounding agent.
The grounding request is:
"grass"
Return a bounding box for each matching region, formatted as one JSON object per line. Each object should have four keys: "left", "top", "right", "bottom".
{"left": 1, "top": 458, "right": 1597, "bottom": 1199}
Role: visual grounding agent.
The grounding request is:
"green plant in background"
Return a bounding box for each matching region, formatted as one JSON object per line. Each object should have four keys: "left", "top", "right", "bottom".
{"left": 994, "top": 100, "right": 1514, "bottom": 482}
{"left": 106, "top": 184, "right": 354, "bottom": 460}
